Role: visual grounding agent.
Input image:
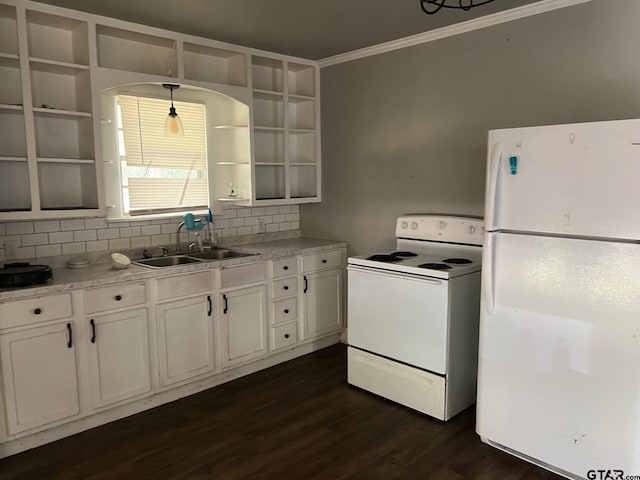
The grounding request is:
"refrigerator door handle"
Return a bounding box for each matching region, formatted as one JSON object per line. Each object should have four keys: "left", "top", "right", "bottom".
{"left": 485, "top": 142, "right": 503, "bottom": 230}
{"left": 483, "top": 232, "right": 496, "bottom": 314}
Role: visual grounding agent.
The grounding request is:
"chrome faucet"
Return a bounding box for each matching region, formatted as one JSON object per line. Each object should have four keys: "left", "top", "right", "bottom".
{"left": 175, "top": 221, "right": 185, "bottom": 253}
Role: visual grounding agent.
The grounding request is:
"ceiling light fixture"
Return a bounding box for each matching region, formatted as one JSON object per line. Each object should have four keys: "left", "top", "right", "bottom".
{"left": 420, "top": 0, "right": 495, "bottom": 15}
{"left": 163, "top": 83, "right": 184, "bottom": 136}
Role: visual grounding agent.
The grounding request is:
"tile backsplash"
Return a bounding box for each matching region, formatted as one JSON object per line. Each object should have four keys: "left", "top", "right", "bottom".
{"left": 0, "top": 204, "right": 300, "bottom": 262}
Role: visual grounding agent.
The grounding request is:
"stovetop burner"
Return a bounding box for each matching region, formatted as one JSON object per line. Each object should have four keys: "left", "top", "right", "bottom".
{"left": 366, "top": 254, "right": 403, "bottom": 263}
{"left": 443, "top": 258, "right": 472, "bottom": 265}
{"left": 390, "top": 251, "right": 418, "bottom": 257}
{"left": 417, "top": 263, "right": 452, "bottom": 270}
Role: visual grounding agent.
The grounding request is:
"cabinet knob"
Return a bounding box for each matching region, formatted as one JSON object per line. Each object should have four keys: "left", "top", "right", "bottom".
{"left": 284, "top": 309, "right": 289, "bottom": 314}
{"left": 322, "top": 259, "right": 327, "bottom": 264}
{"left": 283, "top": 265, "right": 289, "bottom": 270}
{"left": 284, "top": 285, "right": 289, "bottom": 290}
{"left": 34, "top": 308, "right": 42, "bottom": 315}
{"left": 115, "top": 295, "right": 122, "bottom": 301}
{"left": 284, "top": 334, "right": 290, "bottom": 339}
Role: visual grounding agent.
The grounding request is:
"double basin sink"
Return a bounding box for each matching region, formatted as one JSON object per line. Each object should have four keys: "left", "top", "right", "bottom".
{"left": 134, "top": 248, "right": 257, "bottom": 268}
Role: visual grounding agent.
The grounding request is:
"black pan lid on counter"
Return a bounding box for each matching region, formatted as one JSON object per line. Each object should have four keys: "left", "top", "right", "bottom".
{"left": 0, "top": 262, "right": 53, "bottom": 288}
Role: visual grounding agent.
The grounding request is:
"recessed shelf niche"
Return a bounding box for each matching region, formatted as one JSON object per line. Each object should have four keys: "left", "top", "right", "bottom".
{"left": 252, "top": 56, "right": 283, "bottom": 93}
{"left": 26, "top": 10, "right": 89, "bottom": 66}
{"left": 0, "top": 4, "right": 18, "bottom": 56}
{"left": 96, "top": 25, "right": 178, "bottom": 77}
{"left": 0, "top": 159, "right": 30, "bottom": 212}
{"left": 184, "top": 43, "right": 247, "bottom": 87}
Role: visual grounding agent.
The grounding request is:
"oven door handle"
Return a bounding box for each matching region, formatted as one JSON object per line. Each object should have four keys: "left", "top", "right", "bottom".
{"left": 347, "top": 265, "right": 443, "bottom": 285}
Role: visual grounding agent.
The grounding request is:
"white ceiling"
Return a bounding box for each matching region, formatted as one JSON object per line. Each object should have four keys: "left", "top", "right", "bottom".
{"left": 34, "top": 0, "right": 540, "bottom": 60}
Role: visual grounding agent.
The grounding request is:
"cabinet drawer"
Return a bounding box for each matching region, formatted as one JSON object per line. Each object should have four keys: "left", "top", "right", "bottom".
{"left": 0, "top": 293, "right": 73, "bottom": 329}
{"left": 85, "top": 282, "right": 147, "bottom": 314}
{"left": 272, "top": 297, "right": 297, "bottom": 325}
{"left": 220, "top": 262, "right": 265, "bottom": 289}
{"left": 157, "top": 271, "right": 213, "bottom": 301}
{"left": 271, "top": 257, "right": 297, "bottom": 278}
{"left": 301, "top": 250, "right": 343, "bottom": 273}
{"left": 272, "top": 322, "right": 297, "bottom": 351}
{"left": 271, "top": 277, "right": 297, "bottom": 300}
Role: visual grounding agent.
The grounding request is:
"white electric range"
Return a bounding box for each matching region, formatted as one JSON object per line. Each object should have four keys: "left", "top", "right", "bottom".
{"left": 347, "top": 214, "right": 484, "bottom": 421}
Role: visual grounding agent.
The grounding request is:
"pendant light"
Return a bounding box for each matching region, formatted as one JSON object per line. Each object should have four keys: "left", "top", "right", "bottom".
{"left": 163, "top": 83, "right": 184, "bottom": 136}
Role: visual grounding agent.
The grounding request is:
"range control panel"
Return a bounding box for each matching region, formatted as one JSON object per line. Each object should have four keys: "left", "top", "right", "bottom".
{"left": 395, "top": 215, "right": 484, "bottom": 245}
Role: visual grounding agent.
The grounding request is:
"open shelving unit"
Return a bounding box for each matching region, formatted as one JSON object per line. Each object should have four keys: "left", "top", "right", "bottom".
{"left": 0, "top": 0, "right": 320, "bottom": 219}
{"left": 0, "top": 6, "right": 100, "bottom": 218}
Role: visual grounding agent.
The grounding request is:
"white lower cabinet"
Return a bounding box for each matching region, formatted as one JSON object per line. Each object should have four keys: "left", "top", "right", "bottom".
{"left": 0, "top": 321, "right": 80, "bottom": 435}
{"left": 301, "top": 269, "right": 343, "bottom": 339}
{"left": 86, "top": 308, "right": 151, "bottom": 409}
{"left": 0, "top": 247, "right": 346, "bottom": 456}
{"left": 221, "top": 285, "right": 267, "bottom": 368}
{"left": 156, "top": 294, "right": 215, "bottom": 387}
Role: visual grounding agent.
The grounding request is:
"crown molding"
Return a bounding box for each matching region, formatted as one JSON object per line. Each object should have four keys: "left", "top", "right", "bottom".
{"left": 318, "top": 0, "right": 592, "bottom": 68}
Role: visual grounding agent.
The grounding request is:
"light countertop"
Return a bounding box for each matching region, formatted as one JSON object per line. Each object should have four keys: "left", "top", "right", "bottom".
{"left": 0, "top": 237, "right": 347, "bottom": 301}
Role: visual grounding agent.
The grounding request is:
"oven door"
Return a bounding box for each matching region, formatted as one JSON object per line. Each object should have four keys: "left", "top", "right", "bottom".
{"left": 348, "top": 264, "right": 449, "bottom": 374}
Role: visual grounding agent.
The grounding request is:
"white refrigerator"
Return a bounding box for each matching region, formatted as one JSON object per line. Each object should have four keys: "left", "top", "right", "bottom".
{"left": 476, "top": 119, "right": 640, "bottom": 479}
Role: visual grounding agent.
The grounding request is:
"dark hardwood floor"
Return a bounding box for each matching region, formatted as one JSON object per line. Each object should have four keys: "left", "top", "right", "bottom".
{"left": 0, "top": 344, "right": 560, "bottom": 479}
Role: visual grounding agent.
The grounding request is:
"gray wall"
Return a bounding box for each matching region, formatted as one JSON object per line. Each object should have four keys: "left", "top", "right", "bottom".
{"left": 301, "top": 0, "right": 640, "bottom": 255}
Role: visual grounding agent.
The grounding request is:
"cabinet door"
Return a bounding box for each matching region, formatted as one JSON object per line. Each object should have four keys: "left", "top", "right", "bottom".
{"left": 221, "top": 285, "right": 267, "bottom": 367}
{"left": 0, "top": 321, "right": 80, "bottom": 435}
{"left": 86, "top": 308, "right": 151, "bottom": 409}
{"left": 302, "top": 269, "right": 342, "bottom": 339}
{"left": 156, "top": 295, "right": 215, "bottom": 387}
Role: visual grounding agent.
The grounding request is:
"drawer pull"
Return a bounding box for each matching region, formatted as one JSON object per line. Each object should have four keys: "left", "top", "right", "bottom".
{"left": 34, "top": 308, "right": 42, "bottom": 315}
{"left": 284, "top": 309, "right": 289, "bottom": 314}
{"left": 115, "top": 295, "right": 122, "bottom": 301}
{"left": 66, "top": 322, "right": 73, "bottom": 348}
{"left": 90, "top": 319, "right": 96, "bottom": 343}
{"left": 223, "top": 294, "right": 228, "bottom": 314}
{"left": 283, "top": 265, "right": 289, "bottom": 270}
{"left": 284, "top": 333, "right": 290, "bottom": 339}
{"left": 322, "top": 259, "right": 327, "bottom": 264}
{"left": 207, "top": 295, "right": 212, "bottom": 316}
{"left": 283, "top": 285, "right": 289, "bottom": 290}
{"left": 303, "top": 276, "right": 308, "bottom": 293}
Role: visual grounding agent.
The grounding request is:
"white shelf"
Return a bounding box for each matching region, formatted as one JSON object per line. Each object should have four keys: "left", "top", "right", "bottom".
{"left": 33, "top": 107, "right": 92, "bottom": 118}
{"left": 290, "top": 162, "right": 316, "bottom": 166}
{"left": 290, "top": 128, "right": 315, "bottom": 134}
{"left": 214, "top": 125, "right": 249, "bottom": 129}
{"left": 29, "top": 57, "right": 89, "bottom": 75}
{"left": 217, "top": 197, "right": 247, "bottom": 202}
{"left": 216, "top": 161, "right": 250, "bottom": 165}
{"left": 253, "top": 89, "right": 284, "bottom": 100}
{"left": 254, "top": 126, "right": 284, "bottom": 132}
{"left": 255, "top": 162, "right": 285, "bottom": 166}
{"left": 0, "top": 104, "right": 22, "bottom": 112}
{"left": 289, "top": 94, "right": 315, "bottom": 103}
{"left": 0, "top": 156, "right": 27, "bottom": 162}
{"left": 0, "top": 52, "right": 18, "bottom": 64}
{"left": 37, "top": 157, "right": 95, "bottom": 164}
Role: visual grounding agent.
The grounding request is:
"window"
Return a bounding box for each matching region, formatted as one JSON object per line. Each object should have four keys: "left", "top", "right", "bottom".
{"left": 115, "top": 94, "right": 208, "bottom": 216}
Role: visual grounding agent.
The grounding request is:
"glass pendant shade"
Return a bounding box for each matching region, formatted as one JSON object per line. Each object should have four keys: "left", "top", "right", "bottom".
{"left": 164, "top": 107, "right": 184, "bottom": 136}
{"left": 163, "top": 83, "right": 184, "bottom": 136}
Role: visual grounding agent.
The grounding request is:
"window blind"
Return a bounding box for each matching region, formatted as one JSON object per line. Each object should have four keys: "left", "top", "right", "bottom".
{"left": 117, "top": 94, "right": 208, "bottom": 214}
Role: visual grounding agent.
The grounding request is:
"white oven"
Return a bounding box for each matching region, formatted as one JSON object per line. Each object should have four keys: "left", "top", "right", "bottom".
{"left": 347, "top": 214, "right": 484, "bottom": 421}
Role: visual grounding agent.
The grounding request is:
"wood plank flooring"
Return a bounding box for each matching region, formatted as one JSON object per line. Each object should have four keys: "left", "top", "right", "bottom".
{"left": 0, "top": 344, "right": 560, "bottom": 479}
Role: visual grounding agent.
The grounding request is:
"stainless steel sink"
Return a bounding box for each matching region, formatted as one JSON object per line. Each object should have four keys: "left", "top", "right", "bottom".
{"left": 186, "top": 249, "right": 256, "bottom": 260}
{"left": 135, "top": 255, "right": 202, "bottom": 268}
{"left": 134, "top": 249, "right": 258, "bottom": 268}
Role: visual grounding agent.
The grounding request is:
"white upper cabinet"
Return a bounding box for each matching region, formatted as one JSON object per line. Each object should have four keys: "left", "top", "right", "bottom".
{"left": 0, "top": 0, "right": 320, "bottom": 220}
